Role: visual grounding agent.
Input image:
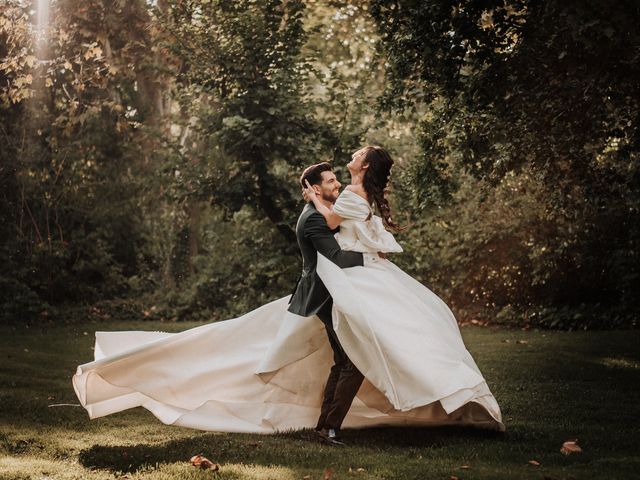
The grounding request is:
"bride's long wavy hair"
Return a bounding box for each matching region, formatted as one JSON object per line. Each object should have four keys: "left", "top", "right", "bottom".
{"left": 359, "top": 145, "right": 403, "bottom": 231}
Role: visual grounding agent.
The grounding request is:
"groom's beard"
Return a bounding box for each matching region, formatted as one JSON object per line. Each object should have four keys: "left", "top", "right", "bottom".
{"left": 321, "top": 190, "right": 339, "bottom": 204}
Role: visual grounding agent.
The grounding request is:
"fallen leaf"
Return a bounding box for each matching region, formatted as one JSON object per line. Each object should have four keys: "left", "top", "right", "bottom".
{"left": 356, "top": 467, "right": 366, "bottom": 472}
{"left": 190, "top": 454, "right": 220, "bottom": 470}
{"left": 460, "top": 465, "right": 471, "bottom": 469}
{"left": 516, "top": 340, "right": 528, "bottom": 344}
{"left": 449, "top": 476, "right": 460, "bottom": 480}
{"left": 502, "top": 339, "right": 511, "bottom": 343}
{"left": 528, "top": 460, "right": 541, "bottom": 466}
{"left": 303, "top": 476, "right": 311, "bottom": 480}
{"left": 560, "top": 440, "right": 582, "bottom": 455}
{"left": 323, "top": 467, "right": 334, "bottom": 479}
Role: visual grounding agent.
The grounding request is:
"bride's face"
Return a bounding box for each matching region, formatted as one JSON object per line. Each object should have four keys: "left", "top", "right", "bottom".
{"left": 347, "top": 148, "right": 368, "bottom": 174}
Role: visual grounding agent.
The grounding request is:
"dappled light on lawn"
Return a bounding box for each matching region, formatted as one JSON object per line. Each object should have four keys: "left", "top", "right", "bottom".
{"left": 598, "top": 357, "right": 640, "bottom": 370}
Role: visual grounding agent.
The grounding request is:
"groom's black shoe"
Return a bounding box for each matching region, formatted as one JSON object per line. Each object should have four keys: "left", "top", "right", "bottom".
{"left": 317, "top": 428, "right": 345, "bottom": 446}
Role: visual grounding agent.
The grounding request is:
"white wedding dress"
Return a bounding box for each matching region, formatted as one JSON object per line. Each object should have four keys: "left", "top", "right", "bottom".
{"left": 72, "top": 190, "right": 504, "bottom": 433}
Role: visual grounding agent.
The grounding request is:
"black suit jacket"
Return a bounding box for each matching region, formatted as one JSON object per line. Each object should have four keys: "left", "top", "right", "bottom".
{"left": 288, "top": 203, "right": 364, "bottom": 317}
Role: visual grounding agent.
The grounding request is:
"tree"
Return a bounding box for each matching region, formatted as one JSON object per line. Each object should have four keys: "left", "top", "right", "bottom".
{"left": 161, "top": 0, "right": 336, "bottom": 246}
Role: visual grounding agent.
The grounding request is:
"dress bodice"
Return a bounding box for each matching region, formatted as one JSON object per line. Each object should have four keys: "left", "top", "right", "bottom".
{"left": 332, "top": 189, "right": 403, "bottom": 254}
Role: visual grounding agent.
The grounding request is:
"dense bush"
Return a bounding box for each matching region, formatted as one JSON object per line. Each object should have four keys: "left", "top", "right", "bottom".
{"left": 395, "top": 166, "right": 637, "bottom": 329}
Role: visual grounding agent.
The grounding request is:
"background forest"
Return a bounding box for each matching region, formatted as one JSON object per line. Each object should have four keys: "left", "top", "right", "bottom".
{"left": 1, "top": 0, "right": 638, "bottom": 329}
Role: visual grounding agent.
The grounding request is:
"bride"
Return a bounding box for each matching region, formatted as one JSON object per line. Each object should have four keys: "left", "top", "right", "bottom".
{"left": 72, "top": 146, "right": 504, "bottom": 435}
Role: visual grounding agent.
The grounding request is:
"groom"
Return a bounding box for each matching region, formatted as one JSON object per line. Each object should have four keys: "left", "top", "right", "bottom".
{"left": 288, "top": 162, "right": 377, "bottom": 446}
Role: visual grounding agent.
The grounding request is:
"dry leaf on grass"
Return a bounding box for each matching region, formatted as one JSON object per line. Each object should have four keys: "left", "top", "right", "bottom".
{"left": 528, "top": 460, "right": 541, "bottom": 466}
{"left": 449, "top": 476, "right": 460, "bottom": 480}
{"left": 560, "top": 439, "right": 582, "bottom": 455}
{"left": 460, "top": 465, "right": 471, "bottom": 469}
{"left": 323, "top": 467, "right": 334, "bottom": 479}
{"left": 190, "top": 454, "right": 220, "bottom": 471}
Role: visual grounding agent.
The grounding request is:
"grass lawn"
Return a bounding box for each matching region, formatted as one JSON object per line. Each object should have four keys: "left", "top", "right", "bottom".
{"left": 1, "top": 319, "right": 639, "bottom": 480}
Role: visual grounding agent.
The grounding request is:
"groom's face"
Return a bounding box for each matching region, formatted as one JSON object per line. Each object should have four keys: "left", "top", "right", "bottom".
{"left": 317, "top": 171, "right": 341, "bottom": 203}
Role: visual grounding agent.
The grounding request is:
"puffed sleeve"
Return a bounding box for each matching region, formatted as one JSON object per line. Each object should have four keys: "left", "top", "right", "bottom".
{"left": 353, "top": 215, "right": 403, "bottom": 253}
{"left": 332, "top": 190, "right": 372, "bottom": 221}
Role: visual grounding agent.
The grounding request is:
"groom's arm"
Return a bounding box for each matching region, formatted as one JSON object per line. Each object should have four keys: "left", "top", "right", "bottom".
{"left": 305, "top": 212, "right": 363, "bottom": 268}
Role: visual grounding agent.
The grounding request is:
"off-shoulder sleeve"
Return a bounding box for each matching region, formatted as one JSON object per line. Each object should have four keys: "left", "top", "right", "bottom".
{"left": 332, "top": 190, "right": 371, "bottom": 221}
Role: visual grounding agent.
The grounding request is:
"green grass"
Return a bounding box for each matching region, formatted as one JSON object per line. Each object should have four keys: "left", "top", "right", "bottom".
{"left": 1, "top": 319, "right": 639, "bottom": 479}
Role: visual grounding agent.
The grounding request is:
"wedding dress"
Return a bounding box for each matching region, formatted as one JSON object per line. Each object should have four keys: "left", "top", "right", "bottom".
{"left": 73, "top": 189, "right": 505, "bottom": 433}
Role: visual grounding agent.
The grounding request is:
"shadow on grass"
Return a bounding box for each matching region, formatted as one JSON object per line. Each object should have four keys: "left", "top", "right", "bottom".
{"left": 78, "top": 426, "right": 505, "bottom": 473}
{"left": 302, "top": 425, "right": 505, "bottom": 448}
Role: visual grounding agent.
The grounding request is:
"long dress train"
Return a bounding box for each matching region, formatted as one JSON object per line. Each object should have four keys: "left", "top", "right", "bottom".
{"left": 72, "top": 190, "right": 504, "bottom": 432}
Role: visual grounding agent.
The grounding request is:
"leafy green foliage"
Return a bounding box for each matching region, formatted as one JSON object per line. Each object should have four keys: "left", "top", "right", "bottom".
{"left": 0, "top": 0, "right": 161, "bottom": 320}
{"left": 372, "top": 0, "right": 639, "bottom": 327}
{"left": 1, "top": 0, "right": 636, "bottom": 328}
{"left": 159, "top": 0, "right": 333, "bottom": 244}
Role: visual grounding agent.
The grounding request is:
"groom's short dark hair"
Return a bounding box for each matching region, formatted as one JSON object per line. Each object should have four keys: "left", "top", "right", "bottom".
{"left": 300, "top": 162, "right": 333, "bottom": 189}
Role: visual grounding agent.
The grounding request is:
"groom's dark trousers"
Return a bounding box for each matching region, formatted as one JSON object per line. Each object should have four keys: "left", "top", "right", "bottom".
{"left": 288, "top": 202, "right": 365, "bottom": 431}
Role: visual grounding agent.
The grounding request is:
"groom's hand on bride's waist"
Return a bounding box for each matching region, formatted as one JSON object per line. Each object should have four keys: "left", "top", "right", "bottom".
{"left": 363, "top": 252, "right": 386, "bottom": 266}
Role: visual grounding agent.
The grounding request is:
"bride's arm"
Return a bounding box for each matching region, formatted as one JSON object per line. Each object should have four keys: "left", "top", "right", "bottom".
{"left": 303, "top": 180, "right": 343, "bottom": 229}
